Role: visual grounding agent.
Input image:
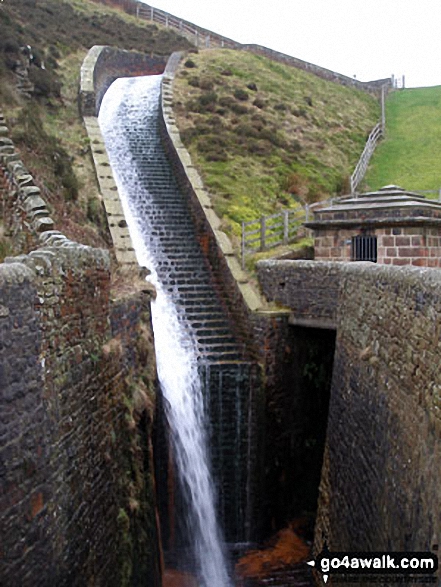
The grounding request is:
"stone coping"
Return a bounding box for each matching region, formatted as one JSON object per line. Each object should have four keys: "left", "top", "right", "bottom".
{"left": 306, "top": 217, "right": 441, "bottom": 230}
{"left": 160, "top": 51, "right": 266, "bottom": 313}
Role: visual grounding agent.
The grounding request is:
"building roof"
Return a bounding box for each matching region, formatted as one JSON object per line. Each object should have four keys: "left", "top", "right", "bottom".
{"left": 306, "top": 186, "right": 441, "bottom": 229}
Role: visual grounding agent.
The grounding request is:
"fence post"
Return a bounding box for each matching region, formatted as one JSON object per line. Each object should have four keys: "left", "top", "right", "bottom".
{"left": 150, "top": 6, "right": 154, "bottom": 20}
{"left": 241, "top": 222, "right": 246, "bottom": 270}
{"left": 260, "top": 216, "right": 266, "bottom": 251}
{"left": 381, "top": 85, "right": 386, "bottom": 133}
{"left": 438, "top": 188, "right": 441, "bottom": 202}
{"left": 283, "top": 210, "right": 289, "bottom": 244}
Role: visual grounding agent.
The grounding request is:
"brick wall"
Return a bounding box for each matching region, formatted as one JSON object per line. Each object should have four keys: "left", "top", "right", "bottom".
{"left": 0, "top": 238, "right": 160, "bottom": 587}
{"left": 314, "top": 226, "right": 441, "bottom": 267}
{"left": 378, "top": 227, "right": 441, "bottom": 267}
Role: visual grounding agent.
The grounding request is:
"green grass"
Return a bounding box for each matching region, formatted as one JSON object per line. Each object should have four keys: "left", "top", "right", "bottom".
{"left": 0, "top": 0, "right": 192, "bottom": 249}
{"left": 364, "top": 86, "right": 441, "bottom": 192}
{"left": 173, "top": 49, "right": 380, "bottom": 238}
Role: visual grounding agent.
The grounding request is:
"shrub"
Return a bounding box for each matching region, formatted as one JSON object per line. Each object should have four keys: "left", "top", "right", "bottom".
{"left": 188, "top": 76, "right": 199, "bottom": 87}
{"left": 198, "top": 91, "right": 218, "bottom": 112}
{"left": 197, "top": 134, "right": 228, "bottom": 161}
{"left": 253, "top": 98, "right": 266, "bottom": 109}
{"left": 247, "top": 82, "right": 258, "bottom": 91}
{"left": 233, "top": 88, "right": 249, "bottom": 101}
{"left": 28, "top": 65, "right": 61, "bottom": 98}
{"left": 219, "top": 96, "right": 236, "bottom": 109}
{"left": 184, "top": 58, "right": 197, "bottom": 68}
{"left": 274, "top": 102, "right": 287, "bottom": 111}
{"left": 199, "top": 77, "right": 214, "bottom": 91}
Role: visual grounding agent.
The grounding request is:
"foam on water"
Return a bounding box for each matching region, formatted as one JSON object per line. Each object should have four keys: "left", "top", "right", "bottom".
{"left": 99, "top": 74, "right": 232, "bottom": 587}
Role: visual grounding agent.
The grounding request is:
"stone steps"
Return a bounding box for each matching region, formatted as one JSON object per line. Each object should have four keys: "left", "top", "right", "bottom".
{"left": 118, "top": 88, "right": 247, "bottom": 363}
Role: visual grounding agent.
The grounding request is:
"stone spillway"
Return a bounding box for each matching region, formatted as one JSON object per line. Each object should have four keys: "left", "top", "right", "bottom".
{"left": 99, "top": 74, "right": 261, "bottom": 585}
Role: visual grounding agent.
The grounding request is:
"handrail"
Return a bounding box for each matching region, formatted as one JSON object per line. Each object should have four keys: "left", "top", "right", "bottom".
{"left": 350, "top": 85, "right": 389, "bottom": 195}
{"left": 350, "top": 122, "right": 384, "bottom": 195}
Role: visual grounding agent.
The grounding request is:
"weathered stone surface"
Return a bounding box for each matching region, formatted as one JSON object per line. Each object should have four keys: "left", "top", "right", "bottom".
{"left": 0, "top": 107, "right": 161, "bottom": 587}
{"left": 79, "top": 45, "right": 167, "bottom": 116}
{"left": 257, "top": 258, "right": 441, "bottom": 563}
{"left": 314, "top": 263, "right": 440, "bottom": 560}
{"left": 257, "top": 259, "right": 341, "bottom": 327}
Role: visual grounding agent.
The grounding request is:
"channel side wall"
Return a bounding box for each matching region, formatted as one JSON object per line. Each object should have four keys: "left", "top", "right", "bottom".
{"left": 257, "top": 259, "right": 441, "bottom": 573}
{"left": 80, "top": 45, "right": 167, "bottom": 267}
{"left": 160, "top": 52, "right": 273, "bottom": 356}
{"left": 0, "top": 105, "right": 161, "bottom": 586}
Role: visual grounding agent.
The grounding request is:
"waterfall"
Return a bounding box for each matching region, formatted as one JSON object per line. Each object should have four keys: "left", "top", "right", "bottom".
{"left": 99, "top": 75, "right": 232, "bottom": 587}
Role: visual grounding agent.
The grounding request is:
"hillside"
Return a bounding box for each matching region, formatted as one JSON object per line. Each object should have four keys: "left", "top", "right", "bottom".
{"left": 364, "top": 86, "right": 441, "bottom": 193}
{"left": 172, "top": 49, "right": 380, "bottom": 238}
{"left": 0, "top": 0, "right": 192, "bottom": 258}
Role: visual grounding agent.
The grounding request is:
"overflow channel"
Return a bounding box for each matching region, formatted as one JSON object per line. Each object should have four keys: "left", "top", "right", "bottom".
{"left": 99, "top": 74, "right": 261, "bottom": 587}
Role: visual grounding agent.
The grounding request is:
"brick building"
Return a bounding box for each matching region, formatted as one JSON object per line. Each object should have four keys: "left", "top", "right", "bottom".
{"left": 306, "top": 185, "right": 441, "bottom": 267}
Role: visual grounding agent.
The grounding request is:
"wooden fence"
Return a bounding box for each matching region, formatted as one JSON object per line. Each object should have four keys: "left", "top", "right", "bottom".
{"left": 136, "top": 2, "right": 239, "bottom": 48}
{"left": 241, "top": 206, "right": 306, "bottom": 268}
{"left": 350, "top": 122, "right": 384, "bottom": 195}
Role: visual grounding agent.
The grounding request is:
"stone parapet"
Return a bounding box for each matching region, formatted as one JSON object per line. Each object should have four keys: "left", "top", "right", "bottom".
{"left": 80, "top": 45, "right": 167, "bottom": 116}
{"left": 0, "top": 104, "right": 160, "bottom": 585}
{"left": 257, "top": 259, "right": 342, "bottom": 329}
{"left": 0, "top": 110, "right": 55, "bottom": 253}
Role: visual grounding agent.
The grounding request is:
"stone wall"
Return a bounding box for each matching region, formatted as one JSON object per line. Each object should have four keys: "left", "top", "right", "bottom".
{"left": 257, "top": 259, "right": 341, "bottom": 329}
{"left": 80, "top": 45, "right": 167, "bottom": 116}
{"left": 242, "top": 44, "right": 391, "bottom": 96}
{"left": 91, "top": 0, "right": 391, "bottom": 95}
{"left": 315, "top": 263, "right": 440, "bottom": 564}
{"left": 160, "top": 52, "right": 266, "bottom": 357}
{"left": 313, "top": 225, "right": 441, "bottom": 267}
{"left": 257, "top": 259, "right": 441, "bottom": 583}
{"left": 0, "top": 108, "right": 161, "bottom": 585}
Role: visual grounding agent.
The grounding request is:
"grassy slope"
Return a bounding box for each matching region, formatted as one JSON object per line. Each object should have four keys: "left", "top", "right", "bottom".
{"left": 0, "top": 0, "right": 192, "bottom": 256}
{"left": 364, "top": 86, "right": 441, "bottom": 193}
{"left": 172, "top": 49, "right": 380, "bottom": 239}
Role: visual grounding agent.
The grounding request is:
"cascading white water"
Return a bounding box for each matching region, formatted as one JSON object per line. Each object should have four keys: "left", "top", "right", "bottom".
{"left": 98, "top": 75, "right": 232, "bottom": 587}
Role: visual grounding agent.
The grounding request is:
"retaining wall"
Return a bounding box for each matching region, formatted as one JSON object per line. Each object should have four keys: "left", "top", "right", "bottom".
{"left": 0, "top": 106, "right": 161, "bottom": 586}
{"left": 159, "top": 52, "right": 268, "bottom": 358}
{"left": 257, "top": 259, "right": 441, "bottom": 580}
